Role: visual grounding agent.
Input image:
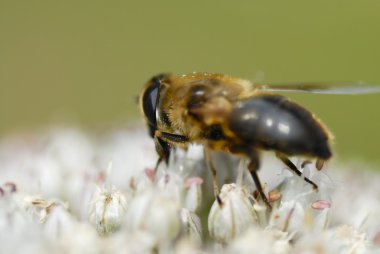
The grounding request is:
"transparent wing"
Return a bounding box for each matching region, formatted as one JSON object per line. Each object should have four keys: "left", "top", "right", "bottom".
{"left": 256, "top": 81, "right": 380, "bottom": 95}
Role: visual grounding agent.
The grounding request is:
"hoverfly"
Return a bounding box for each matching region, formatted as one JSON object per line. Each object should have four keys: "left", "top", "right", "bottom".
{"left": 139, "top": 73, "right": 379, "bottom": 208}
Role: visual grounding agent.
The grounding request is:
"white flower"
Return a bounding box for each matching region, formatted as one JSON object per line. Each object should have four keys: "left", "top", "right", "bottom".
{"left": 106, "top": 230, "right": 158, "bottom": 253}
{"left": 228, "top": 227, "right": 291, "bottom": 254}
{"left": 0, "top": 183, "right": 32, "bottom": 235}
{"left": 208, "top": 183, "right": 257, "bottom": 243}
{"left": 88, "top": 185, "right": 127, "bottom": 235}
{"left": 126, "top": 186, "right": 181, "bottom": 243}
{"left": 269, "top": 200, "right": 305, "bottom": 233}
{"left": 0, "top": 126, "right": 380, "bottom": 253}
{"left": 42, "top": 201, "right": 77, "bottom": 241}
{"left": 183, "top": 177, "right": 203, "bottom": 213}
{"left": 294, "top": 225, "right": 369, "bottom": 254}
{"left": 328, "top": 166, "right": 380, "bottom": 242}
{"left": 179, "top": 208, "right": 202, "bottom": 244}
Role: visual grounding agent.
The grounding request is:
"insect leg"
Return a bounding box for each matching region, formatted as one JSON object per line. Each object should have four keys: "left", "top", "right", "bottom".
{"left": 153, "top": 131, "right": 189, "bottom": 171}
{"left": 159, "top": 131, "right": 189, "bottom": 143}
{"left": 153, "top": 157, "right": 163, "bottom": 172}
{"left": 204, "top": 147, "right": 223, "bottom": 206}
{"left": 247, "top": 153, "right": 272, "bottom": 210}
{"left": 275, "top": 152, "right": 319, "bottom": 191}
{"left": 153, "top": 137, "right": 171, "bottom": 171}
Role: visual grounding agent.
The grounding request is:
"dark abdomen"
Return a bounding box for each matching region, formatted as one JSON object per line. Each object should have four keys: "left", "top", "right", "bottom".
{"left": 228, "top": 94, "right": 332, "bottom": 159}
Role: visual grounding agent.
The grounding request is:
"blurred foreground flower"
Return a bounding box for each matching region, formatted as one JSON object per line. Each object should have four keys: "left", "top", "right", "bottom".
{"left": 0, "top": 126, "right": 379, "bottom": 253}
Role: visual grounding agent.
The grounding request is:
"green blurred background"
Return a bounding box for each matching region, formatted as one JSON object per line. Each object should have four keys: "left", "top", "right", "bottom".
{"left": 1, "top": 1, "right": 379, "bottom": 163}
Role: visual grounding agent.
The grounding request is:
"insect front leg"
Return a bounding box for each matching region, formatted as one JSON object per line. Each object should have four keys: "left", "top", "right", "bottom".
{"left": 275, "top": 152, "right": 319, "bottom": 191}
{"left": 153, "top": 137, "right": 171, "bottom": 172}
{"left": 247, "top": 152, "right": 272, "bottom": 210}
{"left": 153, "top": 131, "right": 189, "bottom": 171}
{"left": 204, "top": 147, "right": 223, "bottom": 206}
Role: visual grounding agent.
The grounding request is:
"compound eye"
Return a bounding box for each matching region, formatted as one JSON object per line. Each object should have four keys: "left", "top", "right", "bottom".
{"left": 142, "top": 75, "right": 163, "bottom": 128}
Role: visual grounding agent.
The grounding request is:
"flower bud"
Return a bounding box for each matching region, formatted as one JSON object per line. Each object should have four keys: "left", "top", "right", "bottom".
{"left": 208, "top": 183, "right": 257, "bottom": 243}
{"left": 88, "top": 186, "right": 127, "bottom": 235}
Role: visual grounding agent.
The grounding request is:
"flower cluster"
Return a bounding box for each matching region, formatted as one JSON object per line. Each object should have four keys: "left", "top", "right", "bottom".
{"left": 0, "top": 126, "right": 379, "bottom": 253}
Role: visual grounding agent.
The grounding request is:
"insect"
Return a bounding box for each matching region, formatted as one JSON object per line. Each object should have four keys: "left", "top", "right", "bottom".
{"left": 139, "top": 73, "right": 379, "bottom": 208}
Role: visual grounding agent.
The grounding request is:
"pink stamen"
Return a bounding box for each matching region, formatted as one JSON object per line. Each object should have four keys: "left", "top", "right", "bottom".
{"left": 184, "top": 177, "right": 204, "bottom": 188}
{"left": 268, "top": 190, "right": 282, "bottom": 202}
{"left": 144, "top": 168, "right": 156, "bottom": 182}
{"left": 311, "top": 200, "right": 331, "bottom": 210}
